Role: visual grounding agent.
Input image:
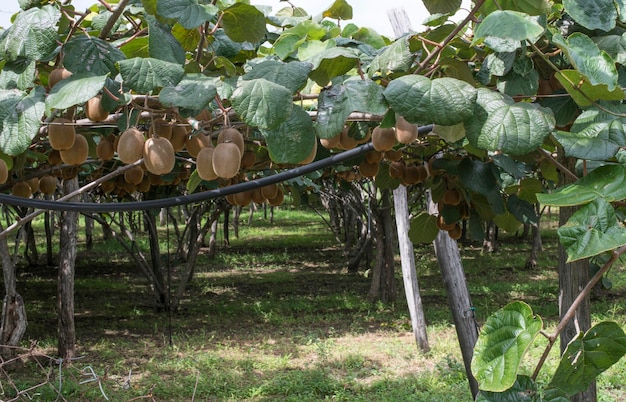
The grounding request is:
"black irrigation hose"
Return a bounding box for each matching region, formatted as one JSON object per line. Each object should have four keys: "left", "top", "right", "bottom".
{"left": 0, "top": 125, "right": 433, "bottom": 213}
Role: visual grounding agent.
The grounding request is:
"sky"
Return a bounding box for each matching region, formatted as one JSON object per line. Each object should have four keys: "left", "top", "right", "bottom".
{"left": 0, "top": 0, "right": 470, "bottom": 37}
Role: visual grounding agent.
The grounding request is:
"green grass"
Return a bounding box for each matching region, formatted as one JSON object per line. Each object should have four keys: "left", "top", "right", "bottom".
{"left": 2, "top": 207, "right": 626, "bottom": 401}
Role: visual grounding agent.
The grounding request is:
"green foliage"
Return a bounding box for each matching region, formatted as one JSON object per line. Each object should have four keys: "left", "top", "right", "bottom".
{"left": 408, "top": 212, "right": 439, "bottom": 244}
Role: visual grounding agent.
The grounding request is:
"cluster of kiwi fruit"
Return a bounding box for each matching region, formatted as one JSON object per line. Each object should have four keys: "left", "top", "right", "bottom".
{"left": 433, "top": 172, "right": 471, "bottom": 240}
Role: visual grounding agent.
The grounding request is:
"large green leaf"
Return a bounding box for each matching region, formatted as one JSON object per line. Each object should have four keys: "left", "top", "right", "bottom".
{"left": 557, "top": 198, "right": 626, "bottom": 262}
{"left": 147, "top": 16, "right": 185, "bottom": 65}
{"left": 552, "top": 107, "right": 626, "bottom": 160}
{"left": 467, "top": 100, "right": 554, "bottom": 155}
{"left": 159, "top": 74, "right": 217, "bottom": 110}
{"left": 375, "top": 163, "right": 402, "bottom": 190}
{"left": 117, "top": 57, "right": 184, "bottom": 93}
{"left": 221, "top": 3, "right": 267, "bottom": 43}
{"left": 507, "top": 194, "right": 538, "bottom": 225}
{"left": 408, "top": 212, "right": 440, "bottom": 244}
{"left": 383, "top": 75, "right": 477, "bottom": 126}
{"left": 549, "top": 321, "right": 626, "bottom": 395}
{"left": 458, "top": 158, "right": 504, "bottom": 214}
{"left": 537, "top": 165, "right": 626, "bottom": 207}
{"left": 368, "top": 36, "right": 415, "bottom": 78}
{"left": 554, "top": 69, "right": 624, "bottom": 108}
{"left": 0, "top": 90, "right": 25, "bottom": 131}
{"left": 230, "top": 78, "right": 293, "bottom": 130}
{"left": 46, "top": 73, "right": 108, "bottom": 112}
{"left": 0, "top": 5, "right": 59, "bottom": 62}
{"left": 496, "top": 69, "right": 539, "bottom": 98}
{"left": 322, "top": 0, "right": 353, "bottom": 20}
{"left": 593, "top": 34, "right": 626, "bottom": 66}
{"left": 553, "top": 32, "right": 618, "bottom": 91}
{"left": 0, "top": 59, "right": 35, "bottom": 90}
{"left": 273, "top": 20, "right": 327, "bottom": 60}
{"left": 0, "top": 86, "right": 45, "bottom": 155}
{"left": 473, "top": 10, "right": 544, "bottom": 52}
{"left": 422, "top": 0, "right": 462, "bottom": 14}
{"left": 475, "top": 375, "right": 536, "bottom": 401}
{"left": 308, "top": 47, "right": 360, "bottom": 86}
{"left": 260, "top": 105, "right": 315, "bottom": 164}
{"left": 563, "top": 0, "right": 618, "bottom": 31}
{"left": 471, "top": 302, "right": 543, "bottom": 392}
{"left": 63, "top": 35, "right": 126, "bottom": 76}
{"left": 316, "top": 79, "right": 388, "bottom": 139}
{"left": 480, "top": 0, "right": 551, "bottom": 15}
{"left": 156, "top": 0, "right": 217, "bottom": 29}
{"left": 242, "top": 60, "right": 312, "bottom": 93}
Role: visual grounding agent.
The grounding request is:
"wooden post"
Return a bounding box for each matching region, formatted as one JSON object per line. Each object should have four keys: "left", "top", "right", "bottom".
{"left": 393, "top": 185, "right": 430, "bottom": 351}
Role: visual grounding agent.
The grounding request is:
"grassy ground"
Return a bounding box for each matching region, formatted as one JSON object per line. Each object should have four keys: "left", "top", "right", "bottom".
{"left": 3, "top": 207, "right": 626, "bottom": 401}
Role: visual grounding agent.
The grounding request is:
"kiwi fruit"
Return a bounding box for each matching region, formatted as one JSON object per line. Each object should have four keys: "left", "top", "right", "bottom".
{"left": 0, "top": 159, "right": 8, "bottom": 184}
{"left": 395, "top": 116, "right": 418, "bottom": 144}
{"left": 151, "top": 118, "right": 173, "bottom": 140}
{"left": 96, "top": 138, "right": 115, "bottom": 161}
{"left": 240, "top": 150, "right": 256, "bottom": 169}
{"left": 48, "top": 150, "right": 62, "bottom": 166}
{"left": 48, "top": 118, "right": 76, "bottom": 151}
{"left": 339, "top": 126, "right": 358, "bottom": 150}
{"left": 233, "top": 190, "right": 252, "bottom": 206}
{"left": 365, "top": 150, "right": 383, "bottom": 164}
{"left": 124, "top": 165, "right": 145, "bottom": 185}
{"left": 85, "top": 95, "right": 109, "bottom": 122}
{"left": 169, "top": 123, "right": 188, "bottom": 152}
{"left": 212, "top": 142, "right": 241, "bottom": 179}
{"left": 26, "top": 177, "right": 40, "bottom": 193}
{"left": 261, "top": 183, "right": 279, "bottom": 200}
{"left": 371, "top": 126, "right": 396, "bottom": 152}
{"left": 185, "top": 134, "right": 211, "bottom": 158}
{"left": 143, "top": 136, "right": 175, "bottom": 175}
{"left": 358, "top": 159, "right": 379, "bottom": 178}
{"left": 402, "top": 164, "right": 421, "bottom": 185}
{"left": 320, "top": 134, "right": 341, "bottom": 149}
{"left": 196, "top": 147, "right": 218, "bottom": 181}
{"left": 101, "top": 179, "right": 116, "bottom": 193}
{"left": 48, "top": 67, "right": 72, "bottom": 89}
{"left": 60, "top": 134, "right": 89, "bottom": 165}
{"left": 437, "top": 214, "right": 456, "bottom": 231}
{"left": 448, "top": 223, "right": 462, "bottom": 240}
{"left": 384, "top": 149, "right": 403, "bottom": 162}
{"left": 137, "top": 175, "right": 151, "bottom": 193}
{"left": 389, "top": 161, "right": 405, "bottom": 179}
{"left": 12, "top": 182, "right": 32, "bottom": 198}
{"left": 117, "top": 128, "right": 145, "bottom": 164}
{"left": 251, "top": 187, "right": 265, "bottom": 204}
{"left": 268, "top": 187, "right": 284, "bottom": 206}
{"left": 217, "top": 128, "right": 245, "bottom": 155}
{"left": 39, "top": 175, "right": 57, "bottom": 195}
{"left": 442, "top": 188, "right": 462, "bottom": 206}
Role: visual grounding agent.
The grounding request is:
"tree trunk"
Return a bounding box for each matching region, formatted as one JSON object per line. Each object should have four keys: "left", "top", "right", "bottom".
{"left": 393, "top": 185, "right": 429, "bottom": 352}
{"left": 368, "top": 189, "right": 396, "bottom": 303}
{"left": 144, "top": 210, "right": 168, "bottom": 309}
{"left": 45, "top": 204, "right": 54, "bottom": 266}
{"left": 83, "top": 194, "right": 93, "bottom": 250}
{"left": 58, "top": 177, "right": 79, "bottom": 360}
{"left": 223, "top": 209, "right": 230, "bottom": 246}
{"left": 483, "top": 220, "right": 497, "bottom": 252}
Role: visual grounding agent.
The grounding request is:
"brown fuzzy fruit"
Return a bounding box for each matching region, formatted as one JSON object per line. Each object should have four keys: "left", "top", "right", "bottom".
{"left": 151, "top": 118, "right": 173, "bottom": 140}
{"left": 261, "top": 183, "right": 279, "bottom": 200}
{"left": 137, "top": 176, "right": 151, "bottom": 192}
{"left": 268, "top": 188, "right": 284, "bottom": 206}
{"left": 48, "top": 118, "right": 76, "bottom": 151}
{"left": 402, "top": 165, "right": 421, "bottom": 185}
{"left": 169, "top": 123, "right": 188, "bottom": 152}
{"left": 365, "top": 150, "right": 383, "bottom": 164}
{"left": 358, "top": 160, "right": 379, "bottom": 178}
{"left": 101, "top": 180, "right": 115, "bottom": 193}
{"left": 96, "top": 138, "right": 115, "bottom": 161}
{"left": 27, "top": 177, "right": 39, "bottom": 193}
{"left": 12, "top": 182, "right": 32, "bottom": 198}
{"left": 448, "top": 223, "right": 462, "bottom": 240}
{"left": 124, "top": 165, "right": 145, "bottom": 185}
{"left": 395, "top": 116, "right": 418, "bottom": 144}
{"left": 389, "top": 161, "right": 405, "bottom": 179}
{"left": 437, "top": 214, "right": 456, "bottom": 231}
{"left": 0, "top": 159, "right": 8, "bottom": 184}
{"left": 48, "top": 150, "right": 62, "bottom": 166}
{"left": 117, "top": 128, "right": 145, "bottom": 164}
{"left": 384, "top": 149, "right": 403, "bottom": 162}
{"left": 60, "top": 134, "right": 89, "bottom": 165}
{"left": 320, "top": 134, "right": 341, "bottom": 149}
{"left": 212, "top": 142, "right": 241, "bottom": 179}
{"left": 85, "top": 95, "right": 109, "bottom": 122}
{"left": 185, "top": 134, "right": 211, "bottom": 158}
{"left": 217, "top": 128, "right": 245, "bottom": 155}
{"left": 233, "top": 190, "right": 252, "bottom": 206}
{"left": 240, "top": 150, "right": 256, "bottom": 169}
{"left": 371, "top": 126, "right": 396, "bottom": 152}
{"left": 196, "top": 147, "right": 218, "bottom": 181}
{"left": 339, "top": 126, "right": 358, "bottom": 150}
{"left": 443, "top": 188, "right": 462, "bottom": 206}
{"left": 48, "top": 67, "right": 72, "bottom": 89}
{"left": 251, "top": 188, "right": 265, "bottom": 204}
{"left": 143, "top": 137, "right": 175, "bottom": 175}
{"left": 39, "top": 175, "right": 57, "bottom": 195}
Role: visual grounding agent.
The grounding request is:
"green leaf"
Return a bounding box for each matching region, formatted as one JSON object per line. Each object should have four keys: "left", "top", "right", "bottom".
{"left": 308, "top": 47, "right": 360, "bottom": 86}
{"left": 375, "top": 162, "right": 402, "bottom": 190}
{"left": 554, "top": 70, "right": 624, "bottom": 108}
{"left": 316, "top": 79, "right": 388, "bottom": 139}
{"left": 368, "top": 36, "right": 415, "bottom": 78}
{"left": 0, "top": 59, "right": 35, "bottom": 90}
{"left": 0, "top": 86, "right": 45, "bottom": 155}
{"left": 497, "top": 69, "right": 539, "bottom": 98}
{"left": 557, "top": 198, "right": 626, "bottom": 262}
{"left": 231, "top": 78, "right": 293, "bottom": 130}
{"left": 563, "top": 0, "right": 618, "bottom": 31}
{"left": 537, "top": 165, "right": 626, "bottom": 207}
{"left": 260, "top": 105, "right": 315, "bottom": 164}
{"left": 0, "top": 90, "right": 26, "bottom": 131}
{"left": 553, "top": 33, "right": 619, "bottom": 91}
{"left": 539, "top": 90, "right": 579, "bottom": 128}
{"left": 242, "top": 60, "right": 312, "bottom": 93}
{"left": 507, "top": 194, "right": 538, "bottom": 225}
{"left": 493, "top": 210, "right": 522, "bottom": 234}
{"left": 593, "top": 34, "right": 626, "bottom": 66}
{"left": 549, "top": 321, "right": 626, "bottom": 395}
{"left": 458, "top": 158, "right": 504, "bottom": 215}
{"left": 409, "top": 212, "right": 440, "bottom": 244}
{"left": 422, "top": 0, "right": 462, "bottom": 14}
{"left": 64, "top": 35, "right": 126, "bottom": 76}
{"left": 471, "top": 301, "right": 543, "bottom": 392}
{"left": 433, "top": 123, "right": 466, "bottom": 143}
{"left": 0, "top": 5, "right": 60, "bottom": 61}
{"left": 475, "top": 375, "right": 536, "bottom": 401}
{"left": 473, "top": 10, "right": 544, "bottom": 52}
{"left": 477, "top": 52, "right": 516, "bottom": 83}
{"left": 156, "top": 0, "right": 217, "bottom": 29}
{"left": 221, "top": 3, "right": 267, "bottom": 43}
{"left": 552, "top": 107, "right": 626, "bottom": 160}
{"left": 117, "top": 57, "right": 184, "bottom": 93}
{"left": 480, "top": 0, "right": 551, "bottom": 15}
{"left": 159, "top": 74, "right": 217, "bottom": 110}
{"left": 46, "top": 73, "right": 108, "bottom": 112}
{"left": 323, "top": 0, "right": 353, "bottom": 20}
{"left": 147, "top": 16, "right": 185, "bottom": 65}
{"left": 383, "top": 75, "right": 477, "bottom": 126}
